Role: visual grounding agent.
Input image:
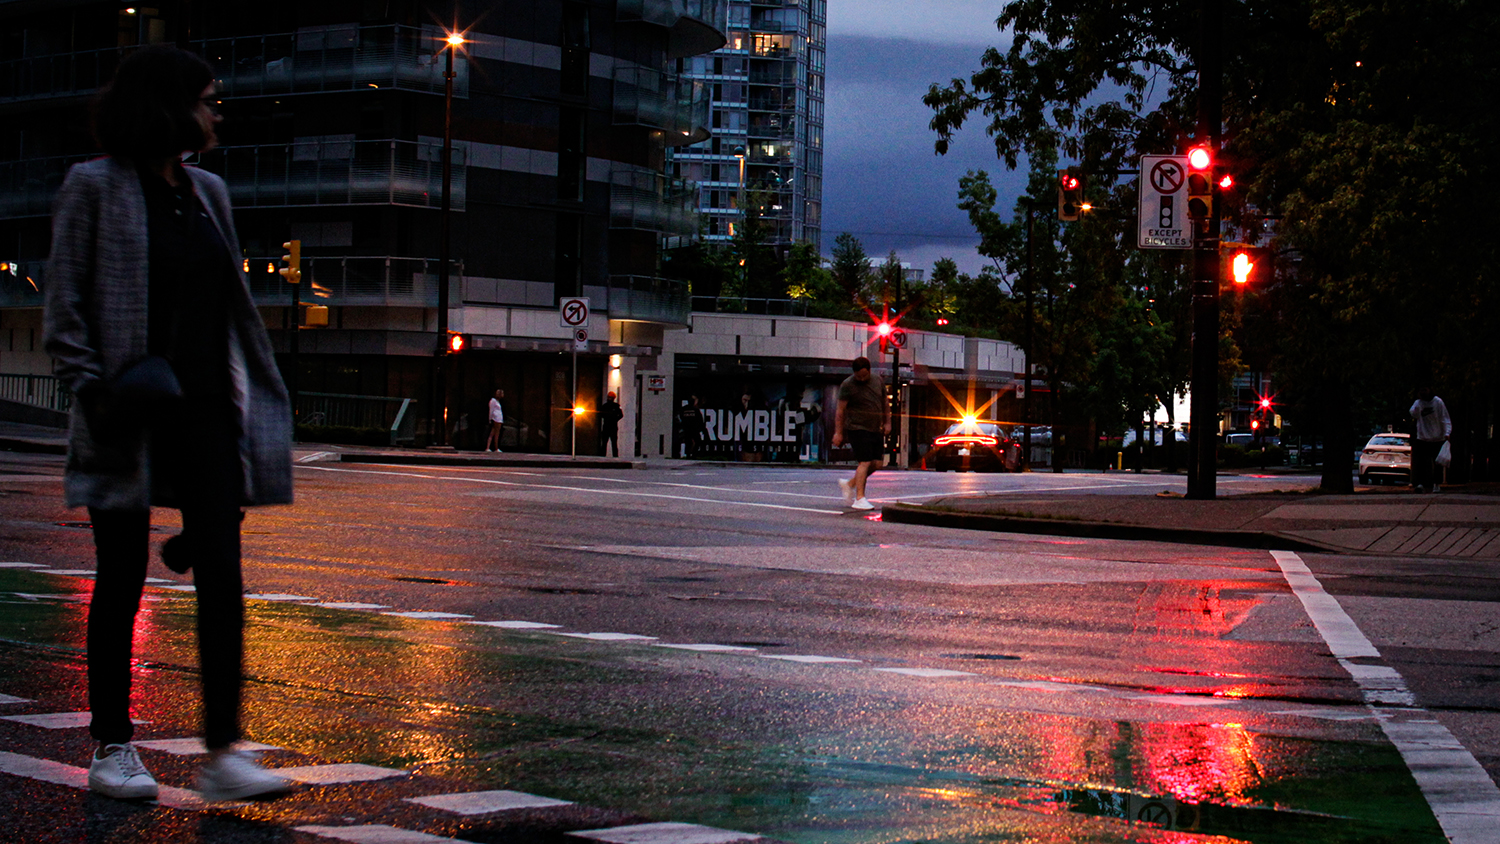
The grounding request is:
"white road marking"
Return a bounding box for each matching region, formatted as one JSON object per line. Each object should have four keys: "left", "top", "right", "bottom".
{"left": 653, "top": 644, "right": 759, "bottom": 653}
{"left": 383, "top": 611, "right": 473, "bottom": 620}
{"left": 569, "top": 821, "right": 764, "bottom": 843}
{"left": 315, "top": 602, "right": 390, "bottom": 610}
{"left": 1272, "top": 550, "right": 1500, "bottom": 842}
{"left": 554, "top": 632, "right": 659, "bottom": 642}
{"left": 300, "top": 466, "right": 844, "bottom": 515}
{"left": 872, "top": 668, "right": 976, "bottom": 678}
{"left": 297, "top": 825, "right": 472, "bottom": 844}
{"left": 243, "top": 593, "right": 316, "bottom": 602}
{"left": 0, "top": 694, "right": 32, "bottom": 705}
{"left": 159, "top": 584, "right": 197, "bottom": 592}
{"left": 0, "top": 562, "right": 44, "bottom": 568}
{"left": 406, "top": 789, "right": 573, "bottom": 814}
{"left": 297, "top": 451, "right": 338, "bottom": 464}
{"left": 0, "top": 750, "right": 87, "bottom": 789}
{"left": 0, "top": 711, "right": 146, "bottom": 729}
{"left": 38, "top": 569, "right": 94, "bottom": 577}
{"left": 133, "top": 738, "right": 280, "bottom": 755}
{"left": 466, "top": 620, "right": 562, "bottom": 629}
{"left": 276, "top": 763, "right": 407, "bottom": 785}
{"left": 757, "top": 655, "right": 861, "bottom": 664}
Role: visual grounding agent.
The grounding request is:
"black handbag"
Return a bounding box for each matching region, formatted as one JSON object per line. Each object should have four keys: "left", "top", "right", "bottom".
{"left": 110, "top": 355, "right": 183, "bottom": 408}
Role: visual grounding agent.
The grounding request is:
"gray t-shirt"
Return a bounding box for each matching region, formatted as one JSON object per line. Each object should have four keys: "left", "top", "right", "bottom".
{"left": 838, "top": 372, "right": 885, "bottom": 433}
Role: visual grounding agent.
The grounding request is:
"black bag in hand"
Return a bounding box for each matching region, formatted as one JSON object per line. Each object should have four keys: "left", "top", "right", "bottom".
{"left": 111, "top": 355, "right": 183, "bottom": 418}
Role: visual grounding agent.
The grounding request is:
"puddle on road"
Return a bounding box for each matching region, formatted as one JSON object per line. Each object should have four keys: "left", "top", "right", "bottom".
{"left": 0, "top": 568, "right": 1447, "bottom": 843}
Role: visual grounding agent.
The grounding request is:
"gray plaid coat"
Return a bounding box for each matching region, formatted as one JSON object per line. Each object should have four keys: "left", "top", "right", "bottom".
{"left": 43, "top": 157, "right": 293, "bottom": 510}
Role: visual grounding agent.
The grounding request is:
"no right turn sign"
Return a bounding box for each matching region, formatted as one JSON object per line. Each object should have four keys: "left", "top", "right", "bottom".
{"left": 1138, "top": 155, "right": 1192, "bottom": 250}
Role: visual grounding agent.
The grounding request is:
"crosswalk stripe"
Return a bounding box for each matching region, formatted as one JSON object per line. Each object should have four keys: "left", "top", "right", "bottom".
{"left": 383, "top": 611, "right": 473, "bottom": 620}
{"left": 757, "top": 655, "right": 859, "bottom": 664}
{"left": 297, "top": 825, "right": 474, "bottom": 843}
{"left": 0, "top": 711, "right": 146, "bottom": 729}
{"left": 0, "top": 694, "right": 32, "bottom": 705}
{"left": 568, "top": 822, "right": 764, "bottom": 843}
{"left": 465, "top": 620, "right": 561, "bottom": 629}
{"left": 276, "top": 763, "right": 407, "bottom": 785}
{"left": 405, "top": 789, "right": 572, "bottom": 814}
{"left": 133, "top": 738, "right": 281, "bottom": 755}
{"left": 0, "top": 750, "right": 88, "bottom": 789}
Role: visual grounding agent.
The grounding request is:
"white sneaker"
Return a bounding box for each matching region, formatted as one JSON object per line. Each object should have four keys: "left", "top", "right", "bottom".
{"left": 837, "top": 478, "right": 854, "bottom": 504}
{"left": 197, "top": 750, "right": 292, "bottom": 802}
{"left": 851, "top": 498, "right": 875, "bottom": 510}
{"left": 89, "top": 743, "right": 159, "bottom": 800}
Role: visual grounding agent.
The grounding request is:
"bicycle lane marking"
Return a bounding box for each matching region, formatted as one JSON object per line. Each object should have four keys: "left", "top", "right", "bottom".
{"left": 1271, "top": 550, "right": 1500, "bottom": 843}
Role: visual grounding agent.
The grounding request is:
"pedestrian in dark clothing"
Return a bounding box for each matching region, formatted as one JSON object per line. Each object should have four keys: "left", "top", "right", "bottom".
{"left": 833, "top": 357, "right": 888, "bottom": 510}
{"left": 43, "top": 45, "right": 293, "bottom": 804}
{"left": 678, "top": 395, "right": 707, "bottom": 458}
{"left": 600, "top": 391, "right": 624, "bottom": 457}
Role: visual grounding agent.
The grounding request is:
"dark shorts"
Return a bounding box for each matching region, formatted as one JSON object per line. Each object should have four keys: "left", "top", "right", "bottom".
{"left": 846, "top": 429, "right": 884, "bottom": 463}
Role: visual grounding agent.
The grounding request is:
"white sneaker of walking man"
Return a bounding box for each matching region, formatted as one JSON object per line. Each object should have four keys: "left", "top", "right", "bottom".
{"left": 89, "top": 742, "right": 159, "bottom": 799}
{"left": 832, "top": 356, "right": 890, "bottom": 510}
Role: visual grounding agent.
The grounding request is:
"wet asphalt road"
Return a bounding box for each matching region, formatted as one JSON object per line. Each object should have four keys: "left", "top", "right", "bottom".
{"left": 1, "top": 450, "right": 1497, "bottom": 843}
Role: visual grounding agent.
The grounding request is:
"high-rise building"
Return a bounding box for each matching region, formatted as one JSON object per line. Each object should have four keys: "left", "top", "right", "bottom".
{"left": 0, "top": 0, "right": 727, "bottom": 454}
{"left": 669, "top": 0, "right": 824, "bottom": 252}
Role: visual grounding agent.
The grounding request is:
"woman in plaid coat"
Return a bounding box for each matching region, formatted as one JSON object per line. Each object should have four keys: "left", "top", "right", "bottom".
{"left": 42, "top": 45, "right": 293, "bottom": 803}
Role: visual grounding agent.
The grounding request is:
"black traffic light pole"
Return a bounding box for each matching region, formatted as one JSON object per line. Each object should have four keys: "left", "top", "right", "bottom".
{"left": 1186, "top": 0, "right": 1223, "bottom": 499}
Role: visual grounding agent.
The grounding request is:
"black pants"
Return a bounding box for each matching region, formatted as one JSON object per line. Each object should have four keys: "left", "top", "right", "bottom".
{"left": 87, "top": 401, "right": 245, "bottom": 750}
{"left": 1412, "top": 438, "right": 1442, "bottom": 489}
{"left": 601, "top": 428, "right": 619, "bottom": 457}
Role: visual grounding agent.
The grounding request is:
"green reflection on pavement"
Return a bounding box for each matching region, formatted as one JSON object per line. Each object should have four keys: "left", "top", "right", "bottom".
{"left": 0, "top": 569, "right": 1446, "bottom": 843}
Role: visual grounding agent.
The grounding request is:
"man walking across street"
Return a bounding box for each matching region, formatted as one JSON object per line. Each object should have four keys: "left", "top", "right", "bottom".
{"left": 833, "top": 356, "right": 889, "bottom": 510}
{"left": 486, "top": 390, "right": 505, "bottom": 452}
{"left": 1409, "top": 384, "right": 1451, "bottom": 493}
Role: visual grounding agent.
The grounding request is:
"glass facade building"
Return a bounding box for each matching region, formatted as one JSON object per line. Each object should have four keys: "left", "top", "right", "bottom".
{"left": 669, "top": 0, "right": 824, "bottom": 252}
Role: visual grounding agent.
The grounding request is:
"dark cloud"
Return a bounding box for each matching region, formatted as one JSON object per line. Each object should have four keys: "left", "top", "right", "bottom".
{"left": 823, "top": 33, "right": 1029, "bottom": 277}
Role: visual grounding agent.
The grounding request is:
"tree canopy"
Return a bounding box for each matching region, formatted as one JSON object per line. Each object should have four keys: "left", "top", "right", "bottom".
{"left": 925, "top": 0, "right": 1500, "bottom": 488}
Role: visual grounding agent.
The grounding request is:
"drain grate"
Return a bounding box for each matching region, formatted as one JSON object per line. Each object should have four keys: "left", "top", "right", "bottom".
{"left": 386, "top": 576, "right": 455, "bottom": 585}
{"left": 945, "top": 653, "right": 1023, "bottom": 661}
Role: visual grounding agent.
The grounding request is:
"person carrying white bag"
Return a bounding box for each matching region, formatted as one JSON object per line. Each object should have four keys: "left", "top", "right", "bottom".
{"left": 1409, "top": 385, "right": 1452, "bottom": 493}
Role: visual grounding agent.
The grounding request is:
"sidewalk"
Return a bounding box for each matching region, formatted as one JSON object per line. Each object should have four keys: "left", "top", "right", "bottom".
{"left": 883, "top": 484, "right": 1500, "bottom": 559}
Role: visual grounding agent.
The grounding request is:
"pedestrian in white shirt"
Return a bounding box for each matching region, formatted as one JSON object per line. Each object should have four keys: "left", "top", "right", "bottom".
{"left": 1409, "top": 385, "right": 1451, "bottom": 493}
{"left": 486, "top": 389, "right": 505, "bottom": 452}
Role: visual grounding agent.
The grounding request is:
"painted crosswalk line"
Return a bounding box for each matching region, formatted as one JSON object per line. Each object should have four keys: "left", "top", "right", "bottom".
{"left": 569, "top": 822, "right": 764, "bottom": 844}
{"left": 383, "top": 611, "right": 473, "bottom": 620}
{"left": 297, "top": 825, "right": 473, "bottom": 843}
{"left": 872, "top": 667, "right": 976, "bottom": 678}
{"left": 405, "top": 789, "right": 573, "bottom": 814}
{"left": 276, "top": 763, "right": 408, "bottom": 785}
{"left": 0, "top": 711, "right": 146, "bottom": 729}
{"left": 133, "top": 738, "right": 281, "bottom": 755}
{"left": 757, "top": 654, "right": 860, "bottom": 664}
{"left": 465, "top": 620, "right": 561, "bottom": 629}
{"left": 0, "top": 694, "right": 32, "bottom": 705}
{"left": 554, "top": 632, "right": 659, "bottom": 642}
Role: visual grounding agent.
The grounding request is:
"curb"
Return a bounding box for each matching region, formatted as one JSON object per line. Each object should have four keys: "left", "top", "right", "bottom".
{"left": 0, "top": 437, "right": 67, "bottom": 455}
{"left": 880, "top": 502, "right": 1343, "bottom": 554}
{"left": 338, "top": 452, "right": 642, "bottom": 470}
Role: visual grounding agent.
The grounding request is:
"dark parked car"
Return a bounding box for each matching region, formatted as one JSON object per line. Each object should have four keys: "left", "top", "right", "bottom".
{"left": 928, "top": 420, "right": 1020, "bottom": 472}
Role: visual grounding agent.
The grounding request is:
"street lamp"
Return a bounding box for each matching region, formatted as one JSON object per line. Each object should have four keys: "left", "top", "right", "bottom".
{"left": 432, "top": 29, "right": 464, "bottom": 446}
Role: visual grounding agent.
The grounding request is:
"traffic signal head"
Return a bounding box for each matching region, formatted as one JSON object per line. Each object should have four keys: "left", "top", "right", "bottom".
{"left": 1187, "top": 145, "right": 1212, "bottom": 171}
{"left": 279, "top": 240, "right": 301, "bottom": 284}
{"left": 446, "top": 331, "right": 469, "bottom": 353}
{"left": 1231, "top": 251, "right": 1254, "bottom": 284}
{"left": 1057, "top": 169, "right": 1085, "bottom": 221}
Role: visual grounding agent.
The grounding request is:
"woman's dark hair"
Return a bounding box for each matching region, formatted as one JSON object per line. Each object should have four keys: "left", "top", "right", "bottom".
{"left": 93, "top": 45, "right": 216, "bottom": 160}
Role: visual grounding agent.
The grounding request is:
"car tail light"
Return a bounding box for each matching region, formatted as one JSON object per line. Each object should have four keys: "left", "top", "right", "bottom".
{"left": 935, "top": 435, "right": 998, "bottom": 447}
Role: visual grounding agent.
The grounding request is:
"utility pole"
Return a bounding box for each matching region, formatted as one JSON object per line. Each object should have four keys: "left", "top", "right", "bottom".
{"left": 1022, "top": 199, "right": 1035, "bottom": 471}
{"left": 1186, "top": 0, "right": 1223, "bottom": 499}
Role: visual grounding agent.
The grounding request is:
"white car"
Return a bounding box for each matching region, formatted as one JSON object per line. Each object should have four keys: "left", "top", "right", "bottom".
{"left": 1359, "top": 433, "right": 1411, "bottom": 485}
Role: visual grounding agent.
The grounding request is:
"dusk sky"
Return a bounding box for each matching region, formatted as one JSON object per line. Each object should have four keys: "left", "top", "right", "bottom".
{"left": 822, "top": 1, "right": 1030, "bottom": 278}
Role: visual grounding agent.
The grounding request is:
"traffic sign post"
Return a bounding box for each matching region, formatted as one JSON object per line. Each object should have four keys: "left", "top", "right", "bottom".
{"left": 559, "top": 297, "right": 590, "bottom": 328}
{"left": 1137, "top": 155, "right": 1192, "bottom": 250}
{"left": 560, "top": 298, "right": 590, "bottom": 459}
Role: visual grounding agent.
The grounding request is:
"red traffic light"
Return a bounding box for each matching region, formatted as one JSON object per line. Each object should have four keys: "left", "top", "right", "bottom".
{"left": 1059, "top": 174, "right": 1080, "bottom": 191}
{"left": 1218, "top": 173, "right": 1234, "bottom": 190}
{"left": 877, "top": 321, "right": 893, "bottom": 337}
{"left": 1259, "top": 397, "right": 1272, "bottom": 409}
{"left": 1231, "top": 252, "right": 1254, "bottom": 284}
{"left": 1187, "top": 146, "right": 1212, "bottom": 170}
{"left": 446, "top": 332, "right": 468, "bottom": 353}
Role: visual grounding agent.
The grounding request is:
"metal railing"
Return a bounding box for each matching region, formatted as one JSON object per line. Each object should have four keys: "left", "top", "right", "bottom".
{"left": 0, "top": 46, "right": 120, "bottom": 104}
{"left": 199, "top": 24, "right": 466, "bottom": 98}
{"left": 613, "top": 66, "right": 711, "bottom": 145}
{"left": 295, "top": 392, "right": 416, "bottom": 445}
{"left": 610, "top": 167, "right": 697, "bottom": 236}
{"left": 0, "top": 373, "right": 71, "bottom": 412}
{"left": 609, "top": 275, "right": 691, "bottom": 325}
{"left": 197, "top": 139, "right": 466, "bottom": 210}
{"left": 617, "top": 0, "right": 730, "bottom": 33}
{"left": 690, "top": 296, "right": 808, "bottom": 316}
{"left": 246, "top": 255, "right": 458, "bottom": 307}
{"left": 0, "top": 153, "right": 97, "bottom": 220}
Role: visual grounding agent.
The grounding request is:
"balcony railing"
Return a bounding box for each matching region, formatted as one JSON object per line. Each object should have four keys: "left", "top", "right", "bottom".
{"left": 613, "top": 66, "right": 711, "bottom": 146}
{"left": 0, "top": 46, "right": 120, "bottom": 105}
{"left": 0, "top": 154, "right": 96, "bottom": 220}
{"left": 0, "top": 25, "right": 464, "bottom": 106}
{"left": 198, "top": 139, "right": 466, "bottom": 210}
{"left": 610, "top": 168, "right": 697, "bottom": 237}
{"left": 0, "top": 373, "right": 71, "bottom": 412}
{"left": 246, "top": 255, "right": 459, "bottom": 308}
{"left": 0, "top": 261, "right": 45, "bottom": 308}
{"left": 199, "top": 24, "right": 467, "bottom": 98}
{"left": 617, "top": 0, "right": 729, "bottom": 58}
{"left": 609, "top": 275, "right": 690, "bottom": 326}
